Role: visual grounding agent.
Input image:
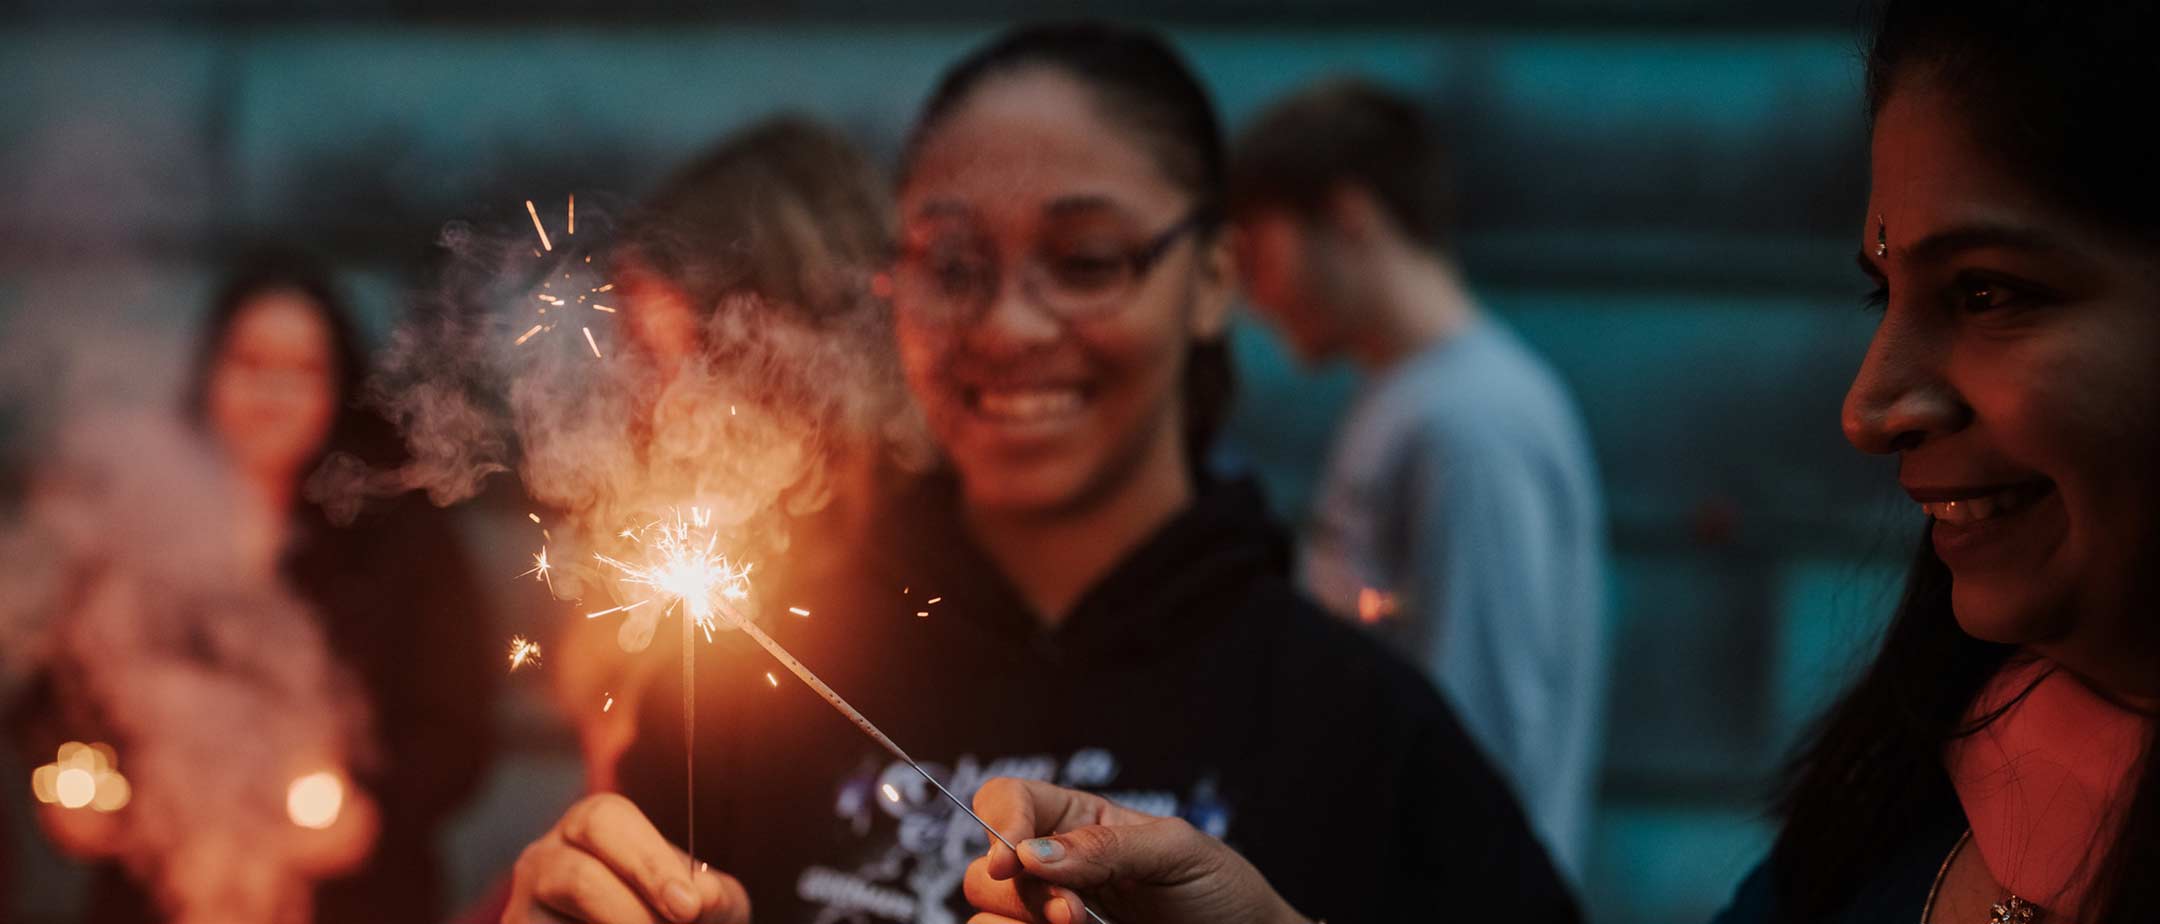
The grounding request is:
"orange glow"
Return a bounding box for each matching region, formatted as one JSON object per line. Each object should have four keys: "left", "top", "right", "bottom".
{"left": 90, "top": 772, "right": 131, "bottom": 813}
{"left": 507, "top": 635, "right": 542, "bottom": 671}
{"left": 287, "top": 772, "right": 344, "bottom": 830}
{"left": 55, "top": 768, "right": 96, "bottom": 809}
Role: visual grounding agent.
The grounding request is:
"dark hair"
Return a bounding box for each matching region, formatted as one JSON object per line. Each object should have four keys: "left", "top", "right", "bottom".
{"left": 1867, "top": 1, "right": 2160, "bottom": 240}
{"left": 625, "top": 115, "right": 893, "bottom": 327}
{"left": 1230, "top": 78, "right": 1455, "bottom": 246}
{"left": 1773, "top": 4, "right": 2160, "bottom": 921}
{"left": 187, "top": 247, "right": 405, "bottom": 480}
{"left": 902, "top": 21, "right": 1236, "bottom": 464}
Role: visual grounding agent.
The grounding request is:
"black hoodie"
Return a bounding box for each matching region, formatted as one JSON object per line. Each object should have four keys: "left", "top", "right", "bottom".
{"left": 618, "top": 477, "right": 1578, "bottom": 923}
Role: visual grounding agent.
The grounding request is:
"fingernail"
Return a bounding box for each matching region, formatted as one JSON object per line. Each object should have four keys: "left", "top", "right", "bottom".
{"left": 663, "top": 881, "right": 700, "bottom": 922}
{"left": 1053, "top": 896, "right": 1079, "bottom": 924}
{"left": 1025, "top": 837, "right": 1065, "bottom": 862}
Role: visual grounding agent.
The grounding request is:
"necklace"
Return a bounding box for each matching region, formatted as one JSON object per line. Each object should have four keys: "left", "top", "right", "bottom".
{"left": 1921, "top": 829, "right": 2044, "bottom": 923}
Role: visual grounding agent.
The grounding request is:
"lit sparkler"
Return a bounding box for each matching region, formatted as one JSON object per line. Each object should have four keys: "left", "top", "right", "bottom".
{"left": 579, "top": 506, "right": 1108, "bottom": 922}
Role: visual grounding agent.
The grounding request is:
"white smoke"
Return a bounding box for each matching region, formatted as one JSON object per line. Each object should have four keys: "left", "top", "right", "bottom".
{"left": 316, "top": 206, "right": 927, "bottom": 647}
{"left": 1, "top": 408, "right": 373, "bottom": 924}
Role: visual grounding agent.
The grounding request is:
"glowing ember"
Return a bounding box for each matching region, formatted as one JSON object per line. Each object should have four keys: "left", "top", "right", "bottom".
{"left": 286, "top": 772, "right": 344, "bottom": 830}
{"left": 583, "top": 327, "right": 602, "bottom": 359}
{"left": 788, "top": 606, "right": 811, "bottom": 617}
{"left": 524, "top": 199, "right": 554, "bottom": 252}
{"left": 33, "top": 742, "right": 130, "bottom": 813}
{"left": 54, "top": 768, "right": 96, "bottom": 809}
{"left": 521, "top": 547, "right": 555, "bottom": 593}
{"left": 1356, "top": 587, "right": 1399, "bottom": 624}
{"left": 766, "top": 672, "right": 778, "bottom": 687}
{"left": 515, "top": 324, "right": 546, "bottom": 346}
{"left": 528, "top": 513, "right": 542, "bottom": 524}
{"left": 603, "top": 695, "right": 614, "bottom": 712}
{"left": 568, "top": 194, "right": 576, "bottom": 236}
{"left": 507, "top": 636, "right": 543, "bottom": 671}
{"left": 925, "top": 597, "right": 943, "bottom": 605}
{"left": 882, "top": 783, "right": 901, "bottom": 803}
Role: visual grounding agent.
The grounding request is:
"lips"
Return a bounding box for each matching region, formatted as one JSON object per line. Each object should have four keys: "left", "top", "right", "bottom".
{"left": 1907, "top": 480, "right": 2056, "bottom": 525}
{"left": 969, "top": 386, "right": 1087, "bottom": 423}
{"left": 1905, "top": 478, "right": 2064, "bottom": 570}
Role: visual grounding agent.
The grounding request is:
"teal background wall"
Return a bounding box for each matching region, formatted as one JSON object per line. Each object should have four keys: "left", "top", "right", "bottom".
{"left": 2, "top": 5, "right": 1918, "bottom": 922}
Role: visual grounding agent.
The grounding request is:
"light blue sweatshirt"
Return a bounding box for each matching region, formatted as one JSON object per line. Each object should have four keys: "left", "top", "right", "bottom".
{"left": 1300, "top": 317, "right": 1608, "bottom": 883}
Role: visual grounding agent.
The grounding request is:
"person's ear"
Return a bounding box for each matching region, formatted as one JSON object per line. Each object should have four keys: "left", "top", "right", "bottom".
{"left": 1326, "top": 183, "right": 1388, "bottom": 244}
{"left": 1189, "top": 228, "right": 1236, "bottom": 342}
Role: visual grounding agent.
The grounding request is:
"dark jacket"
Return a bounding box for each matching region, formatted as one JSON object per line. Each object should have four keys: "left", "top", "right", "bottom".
{"left": 618, "top": 476, "right": 1579, "bottom": 923}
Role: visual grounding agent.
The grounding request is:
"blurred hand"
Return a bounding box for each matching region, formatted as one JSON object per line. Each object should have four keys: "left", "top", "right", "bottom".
{"left": 504, "top": 793, "right": 750, "bottom": 924}
{"left": 964, "top": 778, "right": 1308, "bottom": 924}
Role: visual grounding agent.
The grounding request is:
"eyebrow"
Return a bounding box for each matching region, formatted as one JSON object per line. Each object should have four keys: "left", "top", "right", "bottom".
{"left": 1044, "top": 195, "right": 1122, "bottom": 219}
{"left": 910, "top": 200, "right": 974, "bottom": 222}
{"left": 1899, "top": 222, "right": 2070, "bottom": 265}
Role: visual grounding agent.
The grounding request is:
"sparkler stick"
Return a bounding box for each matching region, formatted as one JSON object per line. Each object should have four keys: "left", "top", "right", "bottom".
{"left": 682, "top": 580, "right": 696, "bottom": 879}
{"left": 716, "top": 600, "right": 1113, "bottom": 924}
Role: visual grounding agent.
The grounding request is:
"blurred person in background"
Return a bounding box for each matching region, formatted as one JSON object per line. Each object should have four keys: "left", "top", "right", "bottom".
{"left": 954, "top": 2, "right": 2160, "bottom": 923}
{"left": 538, "top": 115, "right": 920, "bottom": 801}
{"left": 500, "top": 22, "right": 1575, "bottom": 924}
{"left": 12, "top": 249, "right": 499, "bottom": 923}
{"left": 1228, "top": 78, "right": 1606, "bottom": 879}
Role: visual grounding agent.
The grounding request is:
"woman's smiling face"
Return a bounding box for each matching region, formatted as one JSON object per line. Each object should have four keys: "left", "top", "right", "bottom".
{"left": 892, "top": 67, "right": 1229, "bottom": 515}
{"left": 1845, "top": 76, "right": 2160, "bottom": 691}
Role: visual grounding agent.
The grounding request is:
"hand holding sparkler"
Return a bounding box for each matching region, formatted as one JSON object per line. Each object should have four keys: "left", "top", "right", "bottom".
{"left": 504, "top": 792, "right": 749, "bottom": 924}
{"left": 963, "top": 778, "right": 1312, "bottom": 924}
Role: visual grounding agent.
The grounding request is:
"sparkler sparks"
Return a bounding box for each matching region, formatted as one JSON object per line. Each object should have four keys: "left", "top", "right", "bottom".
{"left": 521, "top": 547, "right": 555, "bottom": 593}
{"left": 525, "top": 200, "right": 554, "bottom": 252}
{"left": 508, "top": 196, "right": 615, "bottom": 351}
{"left": 506, "top": 636, "right": 542, "bottom": 672}
{"left": 587, "top": 507, "right": 752, "bottom": 641}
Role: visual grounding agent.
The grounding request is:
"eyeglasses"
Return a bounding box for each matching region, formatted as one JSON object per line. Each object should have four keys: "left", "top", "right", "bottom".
{"left": 891, "top": 209, "right": 1211, "bottom": 324}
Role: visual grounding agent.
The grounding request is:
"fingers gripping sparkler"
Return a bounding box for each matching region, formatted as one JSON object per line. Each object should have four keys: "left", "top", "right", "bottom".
{"left": 717, "top": 603, "right": 1114, "bottom": 924}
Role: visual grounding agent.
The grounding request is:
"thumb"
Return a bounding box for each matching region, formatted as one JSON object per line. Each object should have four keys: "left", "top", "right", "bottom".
{"left": 1015, "top": 818, "right": 1208, "bottom": 890}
